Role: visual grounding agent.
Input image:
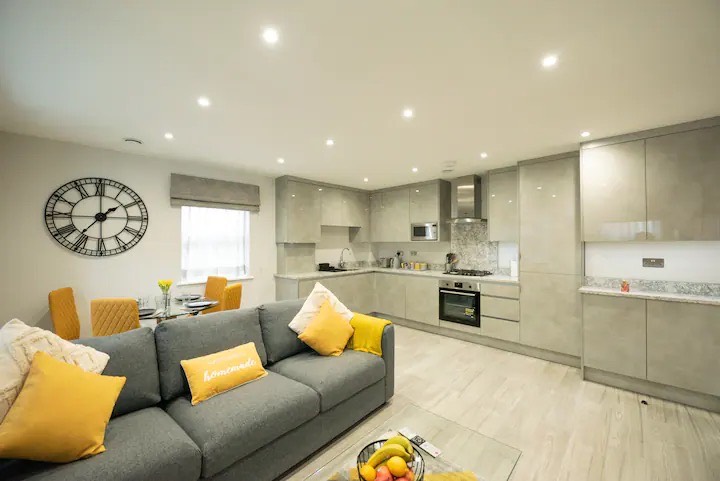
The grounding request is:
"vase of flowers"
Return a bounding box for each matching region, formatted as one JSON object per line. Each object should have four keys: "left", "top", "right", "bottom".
{"left": 158, "top": 279, "right": 173, "bottom": 311}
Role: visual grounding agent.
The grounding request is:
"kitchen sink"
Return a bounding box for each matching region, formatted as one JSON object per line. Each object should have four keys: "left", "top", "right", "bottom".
{"left": 323, "top": 267, "right": 358, "bottom": 272}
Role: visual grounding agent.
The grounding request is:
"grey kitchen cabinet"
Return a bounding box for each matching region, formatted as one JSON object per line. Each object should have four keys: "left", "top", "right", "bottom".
{"left": 519, "top": 272, "right": 582, "bottom": 356}
{"left": 647, "top": 300, "right": 720, "bottom": 396}
{"left": 519, "top": 155, "right": 581, "bottom": 275}
{"left": 581, "top": 140, "right": 647, "bottom": 241}
{"left": 481, "top": 317, "right": 519, "bottom": 342}
{"left": 481, "top": 296, "right": 519, "bottom": 322}
{"left": 373, "top": 273, "right": 406, "bottom": 318}
{"left": 404, "top": 276, "right": 440, "bottom": 325}
{"left": 276, "top": 177, "right": 321, "bottom": 243}
{"left": 347, "top": 190, "right": 371, "bottom": 242}
{"left": 409, "top": 182, "right": 439, "bottom": 223}
{"left": 646, "top": 126, "right": 720, "bottom": 241}
{"left": 298, "top": 274, "right": 374, "bottom": 314}
{"left": 487, "top": 169, "right": 518, "bottom": 242}
{"left": 582, "top": 294, "right": 647, "bottom": 379}
{"left": 370, "top": 188, "right": 410, "bottom": 242}
{"left": 320, "top": 187, "right": 346, "bottom": 226}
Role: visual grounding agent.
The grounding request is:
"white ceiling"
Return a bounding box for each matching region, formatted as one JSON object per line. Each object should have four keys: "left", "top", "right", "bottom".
{"left": 1, "top": 1, "right": 719, "bottom": 189}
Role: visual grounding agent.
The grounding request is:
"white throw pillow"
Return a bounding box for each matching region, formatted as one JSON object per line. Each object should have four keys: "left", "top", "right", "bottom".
{"left": 288, "top": 282, "right": 354, "bottom": 335}
{"left": 0, "top": 319, "right": 110, "bottom": 423}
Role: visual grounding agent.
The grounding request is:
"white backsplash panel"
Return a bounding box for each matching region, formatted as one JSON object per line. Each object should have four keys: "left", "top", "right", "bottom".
{"left": 450, "top": 223, "right": 498, "bottom": 271}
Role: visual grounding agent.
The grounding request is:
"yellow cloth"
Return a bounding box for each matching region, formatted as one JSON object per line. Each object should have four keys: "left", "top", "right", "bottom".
{"left": 181, "top": 342, "right": 267, "bottom": 405}
{"left": 0, "top": 351, "right": 125, "bottom": 463}
{"left": 299, "top": 300, "right": 355, "bottom": 356}
{"left": 425, "top": 472, "right": 478, "bottom": 481}
{"left": 348, "top": 312, "right": 391, "bottom": 356}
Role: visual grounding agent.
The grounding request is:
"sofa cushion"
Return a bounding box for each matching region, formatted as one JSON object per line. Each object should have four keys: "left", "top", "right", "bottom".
{"left": 257, "top": 298, "right": 310, "bottom": 364}
{"left": 165, "top": 371, "right": 319, "bottom": 478}
{"left": 75, "top": 327, "right": 160, "bottom": 417}
{"left": 155, "top": 308, "right": 267, "bottom": 400}
{"left": 0, "top": 407, "right": 201, "bottom": 481}
{"left": 268, "top": 350, "right": 385, "bottom": 412}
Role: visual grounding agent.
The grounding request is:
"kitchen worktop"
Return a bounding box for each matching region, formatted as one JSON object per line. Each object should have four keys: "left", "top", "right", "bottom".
{"left": 274, "top": 267, "right": 519, "bottom": 285}
{"left": 579, "top": 286, "right": 720, "bottom": 306}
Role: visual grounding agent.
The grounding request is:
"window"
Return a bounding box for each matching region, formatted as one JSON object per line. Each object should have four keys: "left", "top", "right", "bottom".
{"left": 181, "top": 206, "right": 250, "bottom": 284}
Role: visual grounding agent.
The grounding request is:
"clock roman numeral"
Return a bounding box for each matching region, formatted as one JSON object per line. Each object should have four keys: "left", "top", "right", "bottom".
{"left": 95, "top": 179, "right": 106, "bottom": 196}
{"left": 56, "top": 224, "right": 76, "bottom": 237}
{"left": 124, "top": 200, "right": 138, "bottom": 209}
{"left": 54, "top": 196, "right": 76, "bottom": 207}
{"left": 126, "top": 216, "right": 147, "bottom": 222}
{"left": 114, "top": 236, "right": 128, "bottom": 250}
{"left": 46, "top": 211, "right": 71, "bottom": 218}
{"left": 71, "top": 233, "right": 88, "bottom": 251}
{"left": 75, "top": 182, "right": 90, "bottom": 199}
{"left": 124, "top": 226, "right": 141, "bottom": 236}
{"left": 98, "top": 238, "right": 106, "bottom": 254}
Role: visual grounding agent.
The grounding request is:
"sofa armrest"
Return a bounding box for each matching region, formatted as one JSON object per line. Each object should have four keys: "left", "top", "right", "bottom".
{"left": 381, "top": 324, "right": 395, "bottom": 401}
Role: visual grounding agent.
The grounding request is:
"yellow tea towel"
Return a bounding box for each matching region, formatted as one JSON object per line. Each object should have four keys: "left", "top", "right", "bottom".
{"left": 348, "top": 312, "right": 391, "bottom": 356}
{"left": 426, "top": 472, "right": 478, "bottom": 481}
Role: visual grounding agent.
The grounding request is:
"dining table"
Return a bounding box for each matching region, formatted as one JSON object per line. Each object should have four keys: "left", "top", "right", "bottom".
{"left": 138, "top": 296, "right": 219, "bottom": 325}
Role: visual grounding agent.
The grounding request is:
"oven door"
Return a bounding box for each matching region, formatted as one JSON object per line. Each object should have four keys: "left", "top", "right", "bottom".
{"left": 438, "top": 288, "right": 480, "bottom": 327}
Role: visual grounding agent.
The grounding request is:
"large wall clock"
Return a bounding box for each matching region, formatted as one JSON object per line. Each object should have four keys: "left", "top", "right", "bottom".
{"left": 44, "top": 177, "right": 149, "bottom": 256}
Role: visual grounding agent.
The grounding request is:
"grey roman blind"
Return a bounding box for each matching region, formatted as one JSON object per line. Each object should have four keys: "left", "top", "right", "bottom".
{"left": 170, "top": 173, "right": 260, "bottom": 212}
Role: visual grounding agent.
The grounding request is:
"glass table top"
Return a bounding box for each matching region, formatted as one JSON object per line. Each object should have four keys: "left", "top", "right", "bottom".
{"left": 304, "top": 404, "right": 520, "bottom": 481}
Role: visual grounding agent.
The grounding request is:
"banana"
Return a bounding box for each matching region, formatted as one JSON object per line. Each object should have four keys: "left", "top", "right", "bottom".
{"left": 367, "top": 443, "right": 413, "bottom": 467}
{"left": 383, "top": 435, "right": 413, "bottom": 455}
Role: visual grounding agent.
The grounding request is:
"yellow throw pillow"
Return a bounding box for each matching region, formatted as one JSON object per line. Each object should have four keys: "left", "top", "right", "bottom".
{"left": 181, "top": 342, "right": 267, "bottom": 405}
{"left": 298, "top": 300, "right": 355, "bottom": 356}
{"left": 0, "top": 351, "right": 125, "bottom": 463}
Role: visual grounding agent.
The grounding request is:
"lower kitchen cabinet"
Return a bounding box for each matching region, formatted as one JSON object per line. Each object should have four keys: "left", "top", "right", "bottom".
{"left": 481, "top": 296, "right": 519, "bottom": 322}
{"left": 373, "top": 273, "right": 406, "bottom": 318}
{"left": 519, "top": 272, "right": 581, "bottom": 356}
{"left": 647, "top": 300, "right": 720, "bottom": 397}
{"left": 298, "top": 274, "right": 374, "bottom": 314}
{"left": 404, "top": 277, "right": 439, "bottom": 326}
{"left": 481, "top": 317, "right": 519, "bottom": 342}
{"left": 582, "top": 294, "right": 647, "bottom": 379}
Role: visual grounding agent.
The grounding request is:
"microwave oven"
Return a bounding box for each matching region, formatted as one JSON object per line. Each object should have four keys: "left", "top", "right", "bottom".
{"left": 411, "top": 222, "right": 438, "bottom": 241}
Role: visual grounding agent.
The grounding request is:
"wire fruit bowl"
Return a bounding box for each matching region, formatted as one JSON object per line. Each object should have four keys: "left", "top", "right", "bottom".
{"left": 357, "top": 439, "right": 425, "bottom": 481}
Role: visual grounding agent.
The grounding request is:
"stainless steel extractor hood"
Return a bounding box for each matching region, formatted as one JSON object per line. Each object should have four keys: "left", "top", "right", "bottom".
{"left": 450, "top": 175, "right": 485, "bottom": 223}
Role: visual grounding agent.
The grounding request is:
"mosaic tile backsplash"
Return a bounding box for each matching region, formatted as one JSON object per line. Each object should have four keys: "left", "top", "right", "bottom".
{"left": 450, "top": 222, "right": 499, "bottom": 271}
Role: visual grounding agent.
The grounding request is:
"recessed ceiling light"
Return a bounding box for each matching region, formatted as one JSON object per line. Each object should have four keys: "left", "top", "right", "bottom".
{"left": 318, "top": 188, "right": 323, "bottom": 191}
{"left": 508, "top": 200, "right": 513, "bottom": 203}
{"left": 262, "top": 27, "right": 279, "bottom": 45}
{"left": 542, "top": 55, "right": 558, "bottom": 68}
{"left": 537, "top": 186, "right": 542, "bottom": 190}
{"left": 197, "top": 96, "right": 211, "bottom": 107}
{"left": 491, "top": 194, "right": 496, "bottom": 198}
{"left": 402, "top": 108, "right": 414, "bottom": 119}
{"left": 552, "top": 194, "right": 557, "bottom": 198}
{"left": 363, "top": 177, "right": 369, "bottom": 183}
{"left": 480, "top": 152, "right": 488, "bottom": 159}
{"left": 411, "top": 167, "right": 418, "bottom": 173}
{"left": 326, "top": 138, "right": 334, "bottom": 147}
{"left": 164, "top": 132, "right": 174, "bottom": 140}
{"left": 277, "top": 157, "right": 285, "bottom": 164}
{"left": 581, "top": 131, "right": 591, "bottom": 138}
{"left": 415, "top": 189, "right": 420, "bottom": 193}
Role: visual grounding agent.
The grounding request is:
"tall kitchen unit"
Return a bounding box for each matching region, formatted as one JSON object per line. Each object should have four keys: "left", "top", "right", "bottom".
{"left": 518, "top": 152, "right": 582, "bottom": 364}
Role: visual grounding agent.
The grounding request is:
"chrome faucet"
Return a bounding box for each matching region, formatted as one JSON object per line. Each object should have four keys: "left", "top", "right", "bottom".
{"left": 339, "top": 248, "right": 351, "bottom": 268}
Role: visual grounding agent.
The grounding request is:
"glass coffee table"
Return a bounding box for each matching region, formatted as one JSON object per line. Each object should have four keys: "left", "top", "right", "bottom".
{"left": 303, "top": 404, "right": 520, "bottom": 481}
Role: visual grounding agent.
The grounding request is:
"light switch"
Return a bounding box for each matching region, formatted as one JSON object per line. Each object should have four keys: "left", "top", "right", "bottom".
{"left": 642, "top": 258, "right": 664, "bottom": 268}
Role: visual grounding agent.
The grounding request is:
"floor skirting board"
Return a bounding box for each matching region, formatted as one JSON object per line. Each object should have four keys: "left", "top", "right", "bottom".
{"left": 583, "top": 366, "right": 720, "bottom": 413}
{"left": 372, "top": 313, "right": 581, "bottom": 369}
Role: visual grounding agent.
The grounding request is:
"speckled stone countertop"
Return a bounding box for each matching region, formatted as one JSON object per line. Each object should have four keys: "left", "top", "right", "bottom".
{"left": 275, "top": 268, "right": 519, "bottom": 285}
{"left": 579, "top": 286, "right": 720, "bottom": 306}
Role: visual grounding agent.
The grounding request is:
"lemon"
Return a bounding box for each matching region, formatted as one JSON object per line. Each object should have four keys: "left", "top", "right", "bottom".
{"left": 386, "top": 456, "right": 408, "bottom": 477}
{"left": 359, "top": 463, "right": 377, "bottom": 481}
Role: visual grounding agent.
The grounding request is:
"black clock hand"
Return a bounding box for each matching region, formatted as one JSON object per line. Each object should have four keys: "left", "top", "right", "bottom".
{"left": 81, "top": 206, "right": 121, "bottom": 233}
{"left": 82, "top": 219, "right": 99, "bottom": 234}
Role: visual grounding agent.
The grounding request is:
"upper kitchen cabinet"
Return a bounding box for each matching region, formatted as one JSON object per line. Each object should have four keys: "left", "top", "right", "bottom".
{"left": 409, "top": 182, "right": 439, "bottom": 222}
{"left": 347, "top": 190, "right": 371, "bottom": 242}
{"left": 320, "top": 187, "right": 346, "bottom": 226}
{"left": 581, "top": 140, "right": 647, "bottom": 241}
{"left": 370, "top": 187, "right": 411, "bottom": 242}
{"left": 487, "top": 168, "right": 518, "bottom": 242}
{"left": 519, "top": 153, "right": 581, "bottom": 275}
{"left": 276, "top": 177, "right": 321, "bottom": 243}
{"left": 646, "top": 125, "right": 720, "bottom": 241}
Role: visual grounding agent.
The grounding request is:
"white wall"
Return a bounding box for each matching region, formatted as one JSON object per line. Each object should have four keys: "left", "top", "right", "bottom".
{"left": 585, "top": 241, "right": 720, "bottom": 283}
{"left": 0, "top": 132, "right": 277, "bottom": 335}
{"left": 315, "top": 226, "right": 373, "bottom": 265}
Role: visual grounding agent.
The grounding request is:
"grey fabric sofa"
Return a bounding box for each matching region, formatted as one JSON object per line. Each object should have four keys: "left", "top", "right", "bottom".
{"left": 0, "top": 298, "right": 395, "bottom": 481}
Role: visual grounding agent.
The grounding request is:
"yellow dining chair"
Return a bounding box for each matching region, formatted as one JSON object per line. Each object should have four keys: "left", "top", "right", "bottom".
{"left": 91, "top": 298, "right": 140, "bottom": 337}
{"left": 48, "top": 287, "right": 81, "bottom": 340}
{"left": 221, "top": 283, "right": 243, "bottom": 311}
{"left": 203, "top": 276, "right": 227, "bottom": 314}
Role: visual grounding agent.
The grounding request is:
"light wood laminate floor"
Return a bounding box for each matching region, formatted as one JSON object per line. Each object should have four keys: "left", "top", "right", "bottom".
{"left": 284, "top": 325, "right": 720, "bottom": 481}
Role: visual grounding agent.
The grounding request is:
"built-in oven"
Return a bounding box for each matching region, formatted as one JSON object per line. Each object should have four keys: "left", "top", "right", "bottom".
{"left": 411, "top": 222, "right": 438, "bottom": 241}
{"left": 438, "top": 280, "right": 481, "bottom": 327}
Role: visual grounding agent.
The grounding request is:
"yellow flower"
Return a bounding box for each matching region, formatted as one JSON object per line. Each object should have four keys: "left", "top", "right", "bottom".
{"left": 158, "top": 279, "right": 173, "bottom": 293}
